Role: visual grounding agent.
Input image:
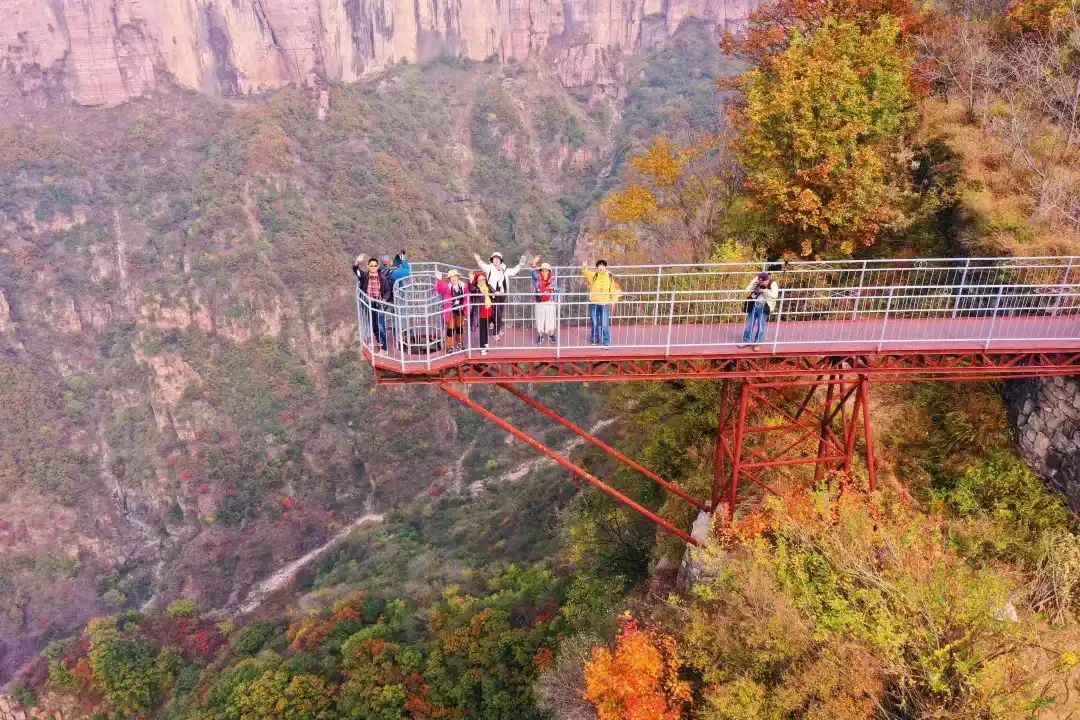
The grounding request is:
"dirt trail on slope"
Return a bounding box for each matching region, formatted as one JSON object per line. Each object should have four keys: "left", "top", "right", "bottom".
{"left": 235, "top": 513, "right": 384, "bottom": 614}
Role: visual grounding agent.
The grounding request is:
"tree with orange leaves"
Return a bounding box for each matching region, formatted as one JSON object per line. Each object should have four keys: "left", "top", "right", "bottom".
{"left": 583, "top": 613, "right": 691, "bottom": 720}
{"left": 724, "top": 0, "right": 921, "bottom": 63}
{"left": 734, "top": 17, "right": 914, "bottom": 256}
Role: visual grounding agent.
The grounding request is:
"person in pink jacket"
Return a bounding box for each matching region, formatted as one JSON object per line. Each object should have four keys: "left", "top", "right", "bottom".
{"left": 434, "top": 269, "right": 470, "bottom": 351}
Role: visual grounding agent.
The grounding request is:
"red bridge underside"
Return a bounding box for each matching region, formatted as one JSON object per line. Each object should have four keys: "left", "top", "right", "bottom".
{"left": 366, "top": 316, "right": 1080, "bottom": 545}
{"left": 369, "top": 315, "right": 1080, "bottom": 385}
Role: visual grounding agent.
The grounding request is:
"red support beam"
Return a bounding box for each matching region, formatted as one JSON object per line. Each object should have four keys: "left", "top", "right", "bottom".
{"left": 373, "top": 348, "right": 1080, "bottom": 385}
{"left": 727, "top": 382, "right": 751, "bottom": 521}
{"left": 497, "top": 383, "right": 706, "bottom": 511}
{"left": 440, "top": 383, "right": 702, "bottom": 547}
{"left": 860, "top": 375, "right": 877, "bottom": 492}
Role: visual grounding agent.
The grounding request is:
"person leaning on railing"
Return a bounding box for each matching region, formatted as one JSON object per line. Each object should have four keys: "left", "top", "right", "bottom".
{"left": 738, "top": 271, "right": 778, "bottom": 351}
{"left": 354, "top": 255, "right": 394, "bottom": 353}
{"left": 582, "top": 259, "right": 622, "bottom": 347}
{"left": 530, "top": 257, "right": 562, "bottom": 345}
{"left": 434, "top": 269, "right": 471, "bottom": 352}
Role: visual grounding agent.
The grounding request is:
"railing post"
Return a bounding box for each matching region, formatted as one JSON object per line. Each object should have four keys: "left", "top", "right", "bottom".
{"left": 665, "top": 289, "right": 676, "bottom": 356}
{"left": 984, "top": 284, "right": 1005, "bottom": 350}
{"left": 877, "top": 287, "right": 894, "bottom": 352}
{"left": 851, "top": 260, "right": 867, "bottom": 319}
{"left": 771, "top": 288, "right": 784, "bottom": 353}
{"left": 652, "top": 266, "right": 663, "bottom": 325}
{"left": 556, "top": 295, "right": 562, "bottom": 360}
{"left": 952, "top": 257, "right": 971, "bottom": 318}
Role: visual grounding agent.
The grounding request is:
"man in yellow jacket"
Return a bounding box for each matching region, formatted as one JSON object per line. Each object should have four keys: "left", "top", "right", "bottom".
{"left": 582, "top": 259, "right": 622, "bottom": 346}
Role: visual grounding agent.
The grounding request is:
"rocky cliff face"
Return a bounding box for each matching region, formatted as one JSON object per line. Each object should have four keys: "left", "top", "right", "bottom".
{"left": 1006, "top": 376, "right": 1080, "bottom": 513}
{"left": 0, "top": 0, "right": 755, "bottom": 106}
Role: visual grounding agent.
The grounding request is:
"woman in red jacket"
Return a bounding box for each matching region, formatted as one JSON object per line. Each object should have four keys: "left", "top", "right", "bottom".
{"left": 470, "top": 271, "right": 497, "bottom": 355}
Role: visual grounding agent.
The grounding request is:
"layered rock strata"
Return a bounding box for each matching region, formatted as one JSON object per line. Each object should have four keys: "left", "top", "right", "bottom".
{"left": 1, "top": 0, "right": 756, "bottom": 106}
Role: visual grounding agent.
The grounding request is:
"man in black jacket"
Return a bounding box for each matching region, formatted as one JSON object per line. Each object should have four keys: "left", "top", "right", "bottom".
{"left": 354, "top": 255, "right": 393, "bottom": 352}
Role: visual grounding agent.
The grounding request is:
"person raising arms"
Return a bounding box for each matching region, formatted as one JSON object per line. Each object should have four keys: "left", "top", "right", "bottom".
{"left": 529, "top": 257, "right": 562, "bottom": 345}
{"left": 473, "top": 251, "right": 526, "bottom": 340}
{"left": 581, "top": 259, "right": 621, "bottom": 347}
{"left": 434, "top": 269, "right": 471, "bottom": 352}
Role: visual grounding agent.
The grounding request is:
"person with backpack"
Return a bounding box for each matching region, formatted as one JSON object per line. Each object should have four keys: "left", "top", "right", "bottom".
{"left": 581, "top": 259, "right": 621, "bottom": 347}
{"left": 355, "top": 255, "right": 393, "bottom": 352}
{"left": 529, "top": 257, "right": 562, "bottom": 345}
{"left": 386, "top": 251, "right": 412, "bottom": 340}
{"left": 739, "top": 271, "right": 779, "bottom": 351}
{"left": 434, "top": 269, "right": 471, "bottom": 352}
{"left": 473, "top": 251, "right": 526, "bottom": 340}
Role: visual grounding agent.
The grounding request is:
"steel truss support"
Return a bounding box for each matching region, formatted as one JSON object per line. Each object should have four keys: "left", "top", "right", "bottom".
{"left": 440, "top": 383, "right": 704, "bottom": 546}
{"left": 374, "top": 349, "right": 1080, "bottom": 385}
{"left": 712, "top": 370, "right": 877, "bottom": 521}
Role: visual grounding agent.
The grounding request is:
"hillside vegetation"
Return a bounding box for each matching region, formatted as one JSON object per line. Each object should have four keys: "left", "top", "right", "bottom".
{"left": 4, "top": 2, "right": 1080, "bottom": 719}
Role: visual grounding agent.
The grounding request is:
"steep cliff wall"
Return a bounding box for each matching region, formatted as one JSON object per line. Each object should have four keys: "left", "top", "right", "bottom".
{"left": 0, "top": 0, "right": 755, "bottom": 106}
{"left": 1006, "top": 376, "right": 1080, "bottom": 513}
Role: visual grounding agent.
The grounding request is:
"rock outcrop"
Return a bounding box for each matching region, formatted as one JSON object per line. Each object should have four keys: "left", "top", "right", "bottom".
{"left": 1006, "top": 376, "right": 1080, "bottom": 513}
{"left": 0, "top": 0, "right": 756, "bottom": 106}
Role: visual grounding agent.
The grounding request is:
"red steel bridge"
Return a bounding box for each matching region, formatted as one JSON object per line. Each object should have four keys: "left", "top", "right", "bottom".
{"left": 356, "top": 257, "right": 1080, "bottom": 546}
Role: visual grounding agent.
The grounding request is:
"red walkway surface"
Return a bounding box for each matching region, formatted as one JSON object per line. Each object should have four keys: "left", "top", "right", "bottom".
{"left": 366, "top": 314, "right": 1080, "bottom": 384}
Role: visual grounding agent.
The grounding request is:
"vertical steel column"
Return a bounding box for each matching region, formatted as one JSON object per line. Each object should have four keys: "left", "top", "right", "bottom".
{"left": 712, "top": 380, "right": 731, "bottom": 512}
{"left": 815, "top": 375, "right": 837, "bottom": 484}
{"left": 842, "top": 377, "right": 863, "bottom": 474}
{"left": 859, "top": 375, "right": 877, "bottom": 492}
{"left": 728, "top": 382, "right": 751, "bottom": 521}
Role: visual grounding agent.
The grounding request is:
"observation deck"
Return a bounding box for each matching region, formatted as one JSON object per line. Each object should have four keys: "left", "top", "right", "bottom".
{"left": 357, "top": 257, "right": 1080, "bottom": 385}
{"left": 355, "top": 256, "right": 1080, "bottom": 543}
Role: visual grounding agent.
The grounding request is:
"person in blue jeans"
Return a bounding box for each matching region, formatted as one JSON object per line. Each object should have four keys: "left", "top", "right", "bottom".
{"left": 739, "top": 271, "right": 778, "bottom": 350}
{"left": 582, "top": 260, "right": 622, "bottom": 346}
{"left": 354, "top": 255, "right": 393, "bottom": 352}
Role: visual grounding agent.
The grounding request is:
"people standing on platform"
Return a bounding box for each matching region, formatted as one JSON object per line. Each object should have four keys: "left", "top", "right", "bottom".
{"left": 355, "top": 256, "right": 393, "bottom": 353}
{"left": 434, "top": 269, "right": 471, "bottom": 352}
{"left": 582, "top": 259, "right": 622, "bottom": 347}
{"left": 473, "top": 251, "right": 526, "bottom": 340}
{"left": 471, "top": 271, "right": 496, "bottom": 355}
{"left": 529, "top": 257, "right": 561, "bottom": 345}
{"left": 739, "top": 271, "right": 779, "bottom": 351}
{"left": 385, "top": 251, "right": 412, "bottom": 340}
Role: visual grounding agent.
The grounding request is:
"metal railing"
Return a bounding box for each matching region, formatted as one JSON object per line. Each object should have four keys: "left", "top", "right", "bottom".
{"left": 355, "top": 257, "right": 1080, "bottom": 370}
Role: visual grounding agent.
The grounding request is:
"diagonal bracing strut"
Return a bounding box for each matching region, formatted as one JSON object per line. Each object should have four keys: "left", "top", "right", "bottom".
{"left": 440, "top": 383, "right": 703, "bottom": 546}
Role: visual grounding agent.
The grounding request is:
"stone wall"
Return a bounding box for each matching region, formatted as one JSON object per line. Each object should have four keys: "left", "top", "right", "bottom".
{"left": 1005, "top": 376, "right": 1080, "bottom": 513}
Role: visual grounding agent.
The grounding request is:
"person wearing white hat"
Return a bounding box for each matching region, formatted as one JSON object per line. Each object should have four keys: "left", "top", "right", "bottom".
{"left": 434, "top": 268, "right": 471, "bottom": 351}
{"left": 529, "top": 256, "right": 562, "bottom": 345}
{"left": 473, "top": 250, "right": 526, "bottom": 340}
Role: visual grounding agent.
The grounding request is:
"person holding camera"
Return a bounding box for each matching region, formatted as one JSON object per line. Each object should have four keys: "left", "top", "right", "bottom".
{"left": 739, "top": 271, "right": 779, "bottom": 351}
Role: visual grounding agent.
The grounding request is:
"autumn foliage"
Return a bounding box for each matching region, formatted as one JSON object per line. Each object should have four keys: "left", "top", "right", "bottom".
{"left": 725, "top": 0, "right": 921, "bottom": 62}
{"left": 584, "top": 613, "right": 691, "bottom": 720}
{"left": 734, "top": 17, "right": 914, "bottom": 256}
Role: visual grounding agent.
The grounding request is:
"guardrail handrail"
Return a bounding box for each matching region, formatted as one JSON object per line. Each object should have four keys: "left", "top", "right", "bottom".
{"left": 355, "top": 256, "right": 1080, "bottom": 372}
